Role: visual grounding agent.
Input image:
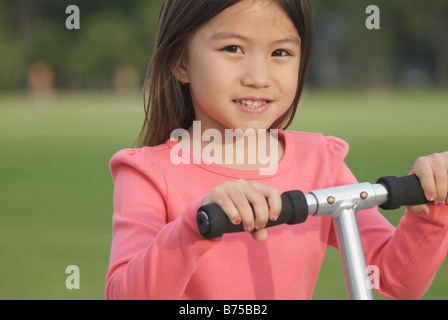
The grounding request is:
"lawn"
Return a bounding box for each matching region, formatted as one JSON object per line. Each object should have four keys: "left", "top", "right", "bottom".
{"left": 0, "top": 89, "right": 447, "bottom": 299}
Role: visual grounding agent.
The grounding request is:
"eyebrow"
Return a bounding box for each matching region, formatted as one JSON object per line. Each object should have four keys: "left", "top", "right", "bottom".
{"left": 210, "top": 32, "right": 301, "bottom": 46}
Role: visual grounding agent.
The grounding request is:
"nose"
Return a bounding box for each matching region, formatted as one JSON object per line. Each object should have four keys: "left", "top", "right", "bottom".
{"left": 240, "top": 55, "right": 271, "bottom": 88}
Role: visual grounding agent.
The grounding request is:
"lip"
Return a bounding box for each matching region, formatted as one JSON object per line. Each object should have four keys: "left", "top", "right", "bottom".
{"left": 232, "top": 97, "right": 273, "bottom": 114}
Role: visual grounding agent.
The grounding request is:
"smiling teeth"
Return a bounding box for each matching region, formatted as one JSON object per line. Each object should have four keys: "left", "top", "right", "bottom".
{"left": 235, "top": 100, "right": 268, "bottom": 108}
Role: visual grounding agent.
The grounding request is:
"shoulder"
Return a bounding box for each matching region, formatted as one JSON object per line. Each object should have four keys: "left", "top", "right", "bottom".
{"left": 283, "top": 130, "right": 349, "bottom": 157}
{"left": 282, "top": 130, "right": 350, "bottom": 183}
{"left": 109, "top": 144, "right": 171, "bottom": 182}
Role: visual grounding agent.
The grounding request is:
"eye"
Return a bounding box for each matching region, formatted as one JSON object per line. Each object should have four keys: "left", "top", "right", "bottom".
{"left": 272, "top": 49, "right": 291, "bottom": 57}
{"left": 223, "top": 45, "right": 244, "bottom": 54}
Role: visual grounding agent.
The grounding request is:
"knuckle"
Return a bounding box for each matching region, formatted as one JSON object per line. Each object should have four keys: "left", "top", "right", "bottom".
{"left": 248, "top": 180, "right": 260, "bottom": 187}
{"left": 236, "top": 178, "right": 247, "bottom": 185}
{"left": 234, "top": 179, "right": 249, "bottom": 190}
{"left": 210, "top": 187, "right": 225, "bottom": 199}
{"left": 222, "top": 180, "right": 234, "bottom": 189}
{"left": 431, "top": 152, "right": 444, "bottom": 162}
{"left": 271, "top": 188, "right": 281, "bottom": 198}
{"left": 416, "top": 155, "right": 427, "bottom": 163}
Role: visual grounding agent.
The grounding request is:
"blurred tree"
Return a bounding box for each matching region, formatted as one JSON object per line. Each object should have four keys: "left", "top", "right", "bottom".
{"left": 0, "top": 0, "right": 446, "bottom": 91}
{"left": 387, "top": 0, "right": 448, "bottom": 87}
{"left": 0, "top": 0, "right": 161, "bottom": 91}
{"left": 67, "top": 11, "right": 140, "bottom": 87}
{"left": 308, "top": 0, "right": 448, "bottom": 89}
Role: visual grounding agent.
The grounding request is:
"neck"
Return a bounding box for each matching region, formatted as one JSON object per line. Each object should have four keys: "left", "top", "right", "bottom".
{"left": 181, "top": 123, "right": 284, "bottom": 171}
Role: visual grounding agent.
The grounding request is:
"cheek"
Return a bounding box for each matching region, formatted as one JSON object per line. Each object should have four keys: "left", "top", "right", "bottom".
{"left": 188, "top": 57, "right": 222, "bottom": 92}
{"left": 188, "top": 58, "right": 236, "bottom": 110}
{"left": 278, "top": 66, "right": 300, "bottom": 107}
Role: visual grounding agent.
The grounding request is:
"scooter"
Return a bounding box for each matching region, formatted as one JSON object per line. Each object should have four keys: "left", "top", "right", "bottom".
{"left": 197, "top": 174, "right": 429, "bottom": 300}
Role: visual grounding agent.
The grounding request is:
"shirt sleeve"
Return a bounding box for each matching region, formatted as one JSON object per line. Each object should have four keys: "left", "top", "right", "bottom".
{"left": 325, "top": 137, "right": 448, "bottom": 299}
{"left": 105, "top": 149, "right": 219, "bottom": 300}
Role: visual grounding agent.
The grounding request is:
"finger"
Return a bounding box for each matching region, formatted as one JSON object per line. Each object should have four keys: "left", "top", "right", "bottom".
{"left": 410, "top": 157, "right": 437, "bottom": 202}
{"left": 251, "top": 228, "right": 269, "bottom": 242}
{"left": 203, "top": 187, "right": 243, "bottom": 225}
{"left": 406, "top": 204, "right": 431, "bottom": 216}
{"left": 249, "top": 182, "right": 282, "bottom": 222}
{"left": 214, "top": 194, "right": 243, "bottom": 225}
{"left": 411, "top": 152, "right": 448, "bottom": 204}
{"left": 432, "top": 157, "right": 447, "bottom": 206}
{"left": 227, "top": 187, "right": 256, "bottom": 232}
{"left": 246, "top": 192, "right": 270, "bottom": 231}
{"left": 265, "top": 189, "right": 282, "bottom": 221}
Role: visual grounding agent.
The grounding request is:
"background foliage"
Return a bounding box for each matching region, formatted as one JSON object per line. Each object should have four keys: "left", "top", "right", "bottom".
{"left": 1, "top": 0, "right": 447, "bottom": 91}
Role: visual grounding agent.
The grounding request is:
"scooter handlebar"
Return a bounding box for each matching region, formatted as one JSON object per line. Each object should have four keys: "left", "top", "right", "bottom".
{"left": 197, "top": 174, "right": 430, "bottom": 239}
{"left": 376, "top": 174, "right": 429, "bottom": 210}
{"left": 197, "top": 190, "right": 308, "bottom": 239}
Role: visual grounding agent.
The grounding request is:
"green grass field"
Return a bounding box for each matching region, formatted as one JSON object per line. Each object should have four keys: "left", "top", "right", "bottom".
{"left": 0, "top": 89, "right": 447, "bottom": 299}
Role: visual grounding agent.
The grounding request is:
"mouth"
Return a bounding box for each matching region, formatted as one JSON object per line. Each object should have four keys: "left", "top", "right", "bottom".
{"left": 233, "top": 99, "right": 271, "bottom": 108}
{"left": 232, "top": 99, "right": 272, "bottom": 114}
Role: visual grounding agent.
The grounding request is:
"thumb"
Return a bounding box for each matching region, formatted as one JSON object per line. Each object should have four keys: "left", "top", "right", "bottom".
{"left": 251, "top": 229, "right": 269, "bottom": 242}
{"left": 406, "top": 204, "right": 430, "bottom": 216}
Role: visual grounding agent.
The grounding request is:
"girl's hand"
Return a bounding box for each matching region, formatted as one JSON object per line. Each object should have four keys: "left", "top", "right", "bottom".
{"left": 202, "top": 180, "right": 282, "bottom": 242}
{"left": 408, "top": 151, "right": 448, "bottom": 215}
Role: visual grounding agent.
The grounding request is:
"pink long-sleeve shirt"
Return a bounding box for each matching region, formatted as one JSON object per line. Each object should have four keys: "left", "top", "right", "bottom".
{"left": 105, "top": 130, "right": 448, "bottom": 300}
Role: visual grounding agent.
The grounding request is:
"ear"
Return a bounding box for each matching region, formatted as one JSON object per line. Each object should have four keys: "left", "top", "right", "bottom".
{"left": 172, "top": 56, "right": 190, "bottom": 85}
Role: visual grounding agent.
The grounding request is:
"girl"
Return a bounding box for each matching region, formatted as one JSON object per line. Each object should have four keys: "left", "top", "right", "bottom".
{"left": 106, "top": 0, "right": 448, "bottom": 299}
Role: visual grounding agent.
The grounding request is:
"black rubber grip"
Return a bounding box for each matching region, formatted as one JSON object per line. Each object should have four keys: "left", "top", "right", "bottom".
{"left": 197, "top": 190, "right": 308, "bottom": 239}
{"left": 376, "top": 174, "right": 430, "bottom": 210}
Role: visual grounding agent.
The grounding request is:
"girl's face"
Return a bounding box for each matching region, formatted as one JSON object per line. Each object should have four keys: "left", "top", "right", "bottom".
{"left": 178, "top": 0, "right": 301, "bottom": 134}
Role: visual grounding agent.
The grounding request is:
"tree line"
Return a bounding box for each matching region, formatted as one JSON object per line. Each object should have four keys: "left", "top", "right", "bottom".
{"left": 1, "top": 0, "right": 446, "bottom": 92}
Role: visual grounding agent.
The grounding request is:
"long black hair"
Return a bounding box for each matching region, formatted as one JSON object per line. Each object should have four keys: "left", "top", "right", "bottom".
{"left": 135, "top": 0, "right": 314, "bottom": 147}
